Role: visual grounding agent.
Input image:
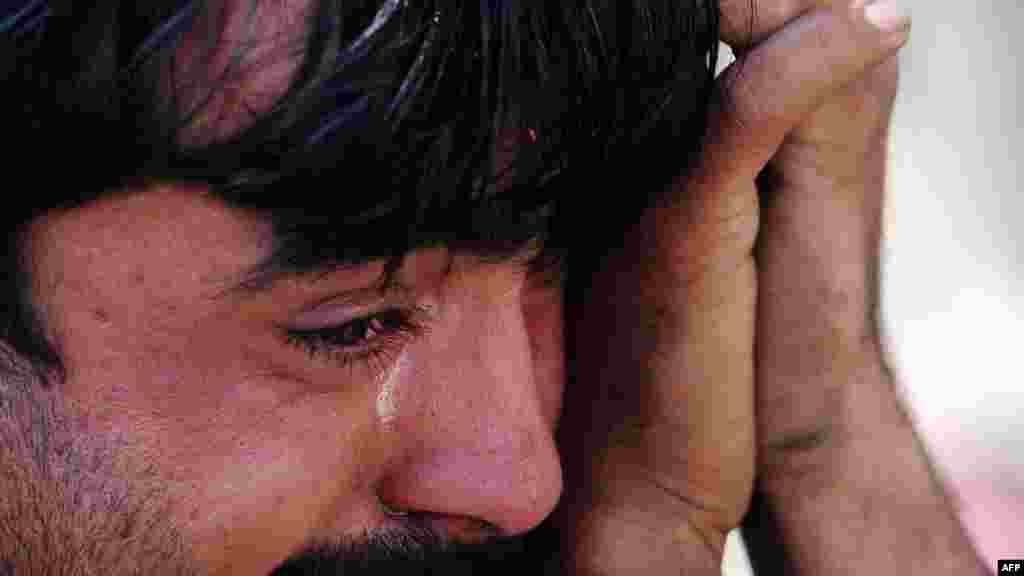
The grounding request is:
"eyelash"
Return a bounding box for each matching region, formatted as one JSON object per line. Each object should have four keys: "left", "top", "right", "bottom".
{"left": 282, "top": 305, "right": 431, "bottom": 373}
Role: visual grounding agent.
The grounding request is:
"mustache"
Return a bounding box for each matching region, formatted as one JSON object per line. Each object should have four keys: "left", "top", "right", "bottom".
{"left": 269, "top": 514, "right": 561, "bottom": 576}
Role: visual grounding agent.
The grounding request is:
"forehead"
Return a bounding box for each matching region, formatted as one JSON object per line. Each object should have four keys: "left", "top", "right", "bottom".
{"left": 28, "top": 186, "right": 275, "bottom": 303}
{"left": 26, "top": 181, "right": 539, "bottom": 304}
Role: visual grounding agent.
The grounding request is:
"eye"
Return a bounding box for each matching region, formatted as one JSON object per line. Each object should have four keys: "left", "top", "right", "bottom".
{"left": 282, "top": 306, "right": 430, "bottom": 373}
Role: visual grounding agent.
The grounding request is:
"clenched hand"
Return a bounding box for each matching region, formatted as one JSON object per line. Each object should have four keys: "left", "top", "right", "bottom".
{"left": 556, "top": 2, "right": 911, "bottom": 574}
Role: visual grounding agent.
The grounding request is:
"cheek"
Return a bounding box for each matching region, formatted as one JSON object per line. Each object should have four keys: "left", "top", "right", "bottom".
{"left": 56, "top": 312, "right": 387, "bottom": 572}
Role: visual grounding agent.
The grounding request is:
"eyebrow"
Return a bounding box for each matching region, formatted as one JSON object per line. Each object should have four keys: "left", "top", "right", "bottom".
{"left": 216, "top": 236, "right": 550, "bottom": 301}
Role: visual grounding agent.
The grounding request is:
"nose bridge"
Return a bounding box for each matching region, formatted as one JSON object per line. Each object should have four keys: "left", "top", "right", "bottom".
{"left": 384, "top": 269, "right": 563, "bottom": 536}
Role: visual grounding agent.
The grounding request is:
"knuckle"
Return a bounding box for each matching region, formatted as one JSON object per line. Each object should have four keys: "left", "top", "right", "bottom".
{"left": 720, "top": 68, "right": 779, "bottom": 136}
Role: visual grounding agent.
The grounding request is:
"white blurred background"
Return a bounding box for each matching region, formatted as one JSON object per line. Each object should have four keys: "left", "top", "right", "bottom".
{"left": 721, "top": 2, "right": 1023, "bottom": 573}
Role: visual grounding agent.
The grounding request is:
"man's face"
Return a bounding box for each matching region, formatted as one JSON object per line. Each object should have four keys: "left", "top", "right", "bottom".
{"left": 19, "top": 186, "right": 565, "bottom": 573}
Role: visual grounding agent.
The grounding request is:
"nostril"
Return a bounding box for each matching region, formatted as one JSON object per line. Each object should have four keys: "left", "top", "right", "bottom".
{"left": 421, "top": 512, "right": 502, "bottom": 544}
{"left": 379, "top": 506, "right": 504, "bottom": 545}
{"left": 375, "top": 487, "right": 503, "bottom": 541}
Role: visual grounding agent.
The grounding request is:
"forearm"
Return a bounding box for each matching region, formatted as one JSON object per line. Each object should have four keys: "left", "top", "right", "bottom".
{"left": 742, "top": 355, "right": 990, "bottom": 575}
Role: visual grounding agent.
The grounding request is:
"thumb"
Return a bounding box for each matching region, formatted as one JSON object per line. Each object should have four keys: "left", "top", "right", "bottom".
{"left": 697, "top": 0, "right": 911, "bottom": 188}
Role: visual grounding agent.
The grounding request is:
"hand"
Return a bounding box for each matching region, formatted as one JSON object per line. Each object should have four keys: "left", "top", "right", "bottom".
{"left": 554, "top": 1, "right": 911, "bottom": 573}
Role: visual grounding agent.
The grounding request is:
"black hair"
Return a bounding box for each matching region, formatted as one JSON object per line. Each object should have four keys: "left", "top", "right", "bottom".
{"left": 1, "top": 0, "right": 720, "bottom": 379}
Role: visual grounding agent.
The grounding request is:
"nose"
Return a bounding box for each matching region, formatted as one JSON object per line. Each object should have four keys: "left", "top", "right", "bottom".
{"left": 377, "top": 265, "right": 564, "bottom": 537}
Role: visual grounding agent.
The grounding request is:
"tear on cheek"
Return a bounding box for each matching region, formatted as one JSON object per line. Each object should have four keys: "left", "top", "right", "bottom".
{"left": 375, "top": 351, "right": 407, "bottom": 425}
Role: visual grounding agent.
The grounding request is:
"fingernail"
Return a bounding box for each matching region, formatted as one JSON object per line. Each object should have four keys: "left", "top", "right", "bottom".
{"left": 864, "top": 0, "right": 911, "bottom": 34}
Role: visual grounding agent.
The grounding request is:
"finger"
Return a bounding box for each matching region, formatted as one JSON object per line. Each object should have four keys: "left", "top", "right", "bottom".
{"left": 699, "top": 0, "right": 911, "bottom": 188}
{"left": 720, "top": 0, "right": 833, "bottom": 49}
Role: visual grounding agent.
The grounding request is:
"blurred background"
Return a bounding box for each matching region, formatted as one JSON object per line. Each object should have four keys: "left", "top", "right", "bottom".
{"left": 721, "top": 1, "right": 1023, "bottom": 573}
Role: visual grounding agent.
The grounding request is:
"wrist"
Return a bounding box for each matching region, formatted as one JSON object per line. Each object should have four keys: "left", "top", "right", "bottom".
{"left": 754, "top": 344, "right": 906, "bottom": 499}
{"left": 744, "top": 352, "right": 990, "bottom": 575}
{"left": 558, "top": 480, "right": 726, "bottom": 576}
